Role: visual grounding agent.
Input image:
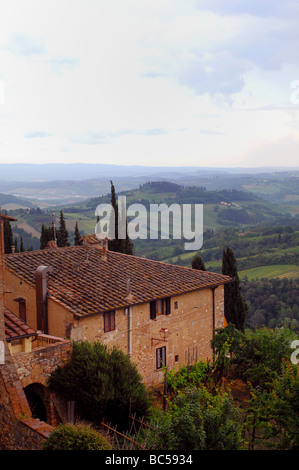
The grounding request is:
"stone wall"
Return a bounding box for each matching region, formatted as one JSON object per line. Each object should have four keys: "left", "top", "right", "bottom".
{"left": 75, "top": 285, "right": 225, "bottom": 385}
{"left": 0, "top": 345, "right": 53, "bottom": 450}
{"left": 13, "top": 340, "right": 71, "bottom": 387}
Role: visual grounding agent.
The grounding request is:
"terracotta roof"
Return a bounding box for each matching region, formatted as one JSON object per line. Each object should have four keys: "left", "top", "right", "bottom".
{"left": 5, "top": 246, "right": 231, "bottom": 318}
{"left": 4, "top": 308, "right": 36, "bottom": 340}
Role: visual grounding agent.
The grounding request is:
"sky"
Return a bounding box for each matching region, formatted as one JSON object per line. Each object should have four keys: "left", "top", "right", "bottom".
{"left": 0, "top": 0, "right": 299, "bottom": 168}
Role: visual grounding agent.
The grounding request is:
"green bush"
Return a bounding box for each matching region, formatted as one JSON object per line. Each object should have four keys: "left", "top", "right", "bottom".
{"left": 145, "top": 387, "right": 243, "bottom": 450}
{"left": 42, "top": 423, "right": 111, "bottom": 450}
{"left": 48, "top": 341, "right": 149, "bottom": 431}
{"left": 212, "top": 324, "right": 297, "bottom": 389}
{"left": 166, "top": 361, "right": 211, "bottom": 393}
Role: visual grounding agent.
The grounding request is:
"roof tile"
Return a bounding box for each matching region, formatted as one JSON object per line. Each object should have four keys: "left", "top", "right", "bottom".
{"left": 5, "top": 246, "right": 231, "bottom": 317}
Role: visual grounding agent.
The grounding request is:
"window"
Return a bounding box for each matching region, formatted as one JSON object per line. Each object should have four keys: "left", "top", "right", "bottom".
{"left": 14, "top": 297, "right": 26, "bottom": 322}
{"left": 150, "top": 297, "right": 171, "bottom": 320}
{"left": 19, "top": 300, "right": 26, "bottom": 322}
{"left": 104, "top": 311, "right": 115, "bottom": 332}
{"left": 175, "top": 355, "right": 179, "bottom": 363}
{"left": 156, "top": 346, "right": 166, "bottom": 369}
{"left": 174, "top": 301, "right": 178, "bottom": 310}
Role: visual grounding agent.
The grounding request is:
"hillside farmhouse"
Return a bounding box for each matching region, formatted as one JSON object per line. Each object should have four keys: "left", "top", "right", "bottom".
{"left": 4, "top": 234, "right": 231, "bottom": 384}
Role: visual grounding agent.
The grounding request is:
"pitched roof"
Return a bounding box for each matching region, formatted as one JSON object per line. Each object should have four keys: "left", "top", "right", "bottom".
{"left": 5, "top": 246, "right": 231, "bottom": 318}
{"left": 4, "top": 308, "right": 36, "bottom": 341}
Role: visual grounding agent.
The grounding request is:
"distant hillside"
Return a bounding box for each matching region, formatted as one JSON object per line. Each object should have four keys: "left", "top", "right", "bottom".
{"left": 0, "top": 193, "right": 33, "bottom": 209}
{"left": 0, "top": 165, "right": 298, "bottom": 206}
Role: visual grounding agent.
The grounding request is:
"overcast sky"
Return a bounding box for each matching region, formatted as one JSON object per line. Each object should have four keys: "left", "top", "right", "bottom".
{"left": 0, "top": 0, "right": 299, "bottom": 168}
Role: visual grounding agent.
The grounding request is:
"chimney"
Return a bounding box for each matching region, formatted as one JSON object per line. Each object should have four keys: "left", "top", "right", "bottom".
{"left": 35, "top": 265, "right": 53, "bottom": 334}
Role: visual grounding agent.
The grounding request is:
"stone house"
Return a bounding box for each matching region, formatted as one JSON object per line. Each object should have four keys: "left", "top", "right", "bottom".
{"left": 4, "top": 235, "right": 231, "bottom": 385}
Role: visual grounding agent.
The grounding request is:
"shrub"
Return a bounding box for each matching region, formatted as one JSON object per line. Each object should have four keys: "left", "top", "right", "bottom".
{"left": 144, "top": 386, "right": 243, "bottom": 450}
{"left": 42, "top": 423, "right": 111, "bottom": 450}
{"left": 48, "top": 341, "right": 149, "bottom": 431}
{"left": 212, "top": 324, "right": 297, "bottom": 389}
{"left": 166, "top": 361, "right": 211, "bottom": 394}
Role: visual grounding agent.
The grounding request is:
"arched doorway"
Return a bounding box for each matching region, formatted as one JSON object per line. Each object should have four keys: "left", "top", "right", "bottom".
{"left": 24, "top": 383, "right": 48, "bottom": 422}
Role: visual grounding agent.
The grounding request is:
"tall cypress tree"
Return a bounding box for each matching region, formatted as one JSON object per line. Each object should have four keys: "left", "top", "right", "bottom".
{"left": 13, "top": 236, "right": 19, "bottom": 253}
{"left": 191, "top": 253, "right": 206, "bottom": 271}
{"left": 20, "top": 235, "right": 25, "bottom": 252}
{"left": 108, "top": 181, "right": 133, "bottom": 255}
{"left": 40, "top": 222, "right": 55, "bottom": 249}
{"left": 57, "top": 211, "right": 69, "bottom": 247}
{"left": 4, "top": 212, "right": 13, "bottom": 253}
{"left": 74, "top": 222, "right": 82, "bottom": 246}
{"left": 222, "top": 245, "right": 248, "bottom": 332}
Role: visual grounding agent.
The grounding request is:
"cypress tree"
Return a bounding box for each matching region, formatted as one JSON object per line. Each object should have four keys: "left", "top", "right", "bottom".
{"left": 20, "top": 235, "right": 25, "bottom": 252}
{"left": 57, "top": 210, "right": 69, "bottom": 247}
{"left": 40, "top": 223, "right": 47, "bottom": 249}
{"left": 191, "top": 253, "right": 206, "bottom": 271}
{"left": 74, "top": 222, "right": 82, "bottom": 246}
{"left": 222, "top": 245, "right": 248, "bottom": 332}
{"left": 40, "top": 222, "right": 55, "bottom": 249}
{"left": 14, "top": 236, "right": 19, "bottom": 253}
{"left": 4, "top": 212, "right": 13, "bottom": 253}
{"left": 108, "top": 181, "right": 133, "bottom": 255}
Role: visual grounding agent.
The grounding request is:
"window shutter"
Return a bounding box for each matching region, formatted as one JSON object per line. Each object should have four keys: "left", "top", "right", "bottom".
{"left": 19, "top": 300, "right": 26, "bottom": 322}
{"left": 165, "top": 297, "right": 171, "bottom": 315}
{"left": 104, "top": 312, "right": 109, "bottom": 332}
{"left": 111, "top": 311, "right": 115, "bottom": 331}
{"left": 150, "top": 301, "right": 156, "bottom": 320}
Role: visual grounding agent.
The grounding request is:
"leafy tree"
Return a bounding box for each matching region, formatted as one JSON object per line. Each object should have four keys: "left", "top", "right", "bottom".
{"left": 222, "top": 245, "right": 248, "bottom": 331}
{"left": 48, "top": 341, "right": 149, "bottom": 431}
{"left": 166, "top": 361, "right": 211, "bottom": 394}
{"left": 244, "top": 360, "right": 299, "bottom": 450}
{"left": 191, "top": 253, "right": 206, "bottom": 271}
{"left": 212, "top": 324, "right": 297, "bottom": 390}
{"left": 42, "top": 423, "right": 111, "bottom": 450}
{"left": 145, "top": 386, "right": 243, "bottom": 450}
{"left": 57, "top": 210, "right": 69, "bottom": 247}
{"left": 74, "top": 222, "right": 82, "bottom": 246}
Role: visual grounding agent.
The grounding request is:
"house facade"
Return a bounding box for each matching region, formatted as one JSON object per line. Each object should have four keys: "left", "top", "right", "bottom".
{"left": 4, "top": 236, "right": 231, "bottom": 385}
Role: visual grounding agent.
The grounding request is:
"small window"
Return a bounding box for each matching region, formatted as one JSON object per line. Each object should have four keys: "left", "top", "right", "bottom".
{"left": 150, "top": 297, "right": 171, "bottom": 319}
{"left": 14, "top": 297, "right": 26, "bottom": 322}
{"left": 104, "top": 311, "right": 115, "bottom": 332}
{"left": 156, "top": 346, "right": 166, "bottom": 369}
{"left": 175, "top": 355, "right": 179, "bottom": 363}
{"left": 174, "top": 301, "right": 178, "bottom": 310}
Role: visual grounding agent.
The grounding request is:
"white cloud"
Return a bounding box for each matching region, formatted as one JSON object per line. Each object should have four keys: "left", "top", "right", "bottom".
{"left": 0, "top": 0, "right": 298, "bottom": 167}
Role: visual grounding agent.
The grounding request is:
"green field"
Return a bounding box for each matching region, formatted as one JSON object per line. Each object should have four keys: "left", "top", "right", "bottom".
{"left": 239, "top": 264, "right": 299, "bottom": 280}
